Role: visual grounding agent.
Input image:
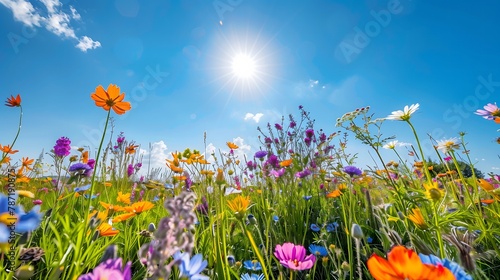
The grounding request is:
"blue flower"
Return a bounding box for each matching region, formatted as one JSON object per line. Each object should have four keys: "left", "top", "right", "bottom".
{"left": 303, "top": 195, "right": 312, "bottom": 201}
{"left": 254, "top": 151, "right": 268, "bottom": 159}
{"left": 419, "top": 253, "right": 472, "bottom": 280}
{"left": 367, "top": 236, "right": 373, "bottom": 243}
{"left": 272, "top": 215, "right": 279, "bottom": 223}
{"left": 326, "top": 222, "right": 339, "bottom": 232}
{"left": 310, "top": 223, "right": 321, "bottom": 232}
{"left": 241, "top": 273, "right": 265, "bottom": 280}
{"left": 74, "top": 184, "right": 91, "bottom": 193}
{"left": 84, "top": 194, "right": 99, "bottom": 199}
{"left": 308, "top": 244, "right": 328, "bottom": 257}
{"left": 173, "top": 252, "right": 209, "bottom": 280}
{"left": 243, "top": 260, "right": 262, "bottom": 271}
{"left": 0, "top": 193, "right": 43, "bottom": 243}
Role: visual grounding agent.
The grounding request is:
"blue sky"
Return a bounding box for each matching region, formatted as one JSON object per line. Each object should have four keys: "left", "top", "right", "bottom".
{"left": 1, "top": 0, "right": 499, "bottom": 174}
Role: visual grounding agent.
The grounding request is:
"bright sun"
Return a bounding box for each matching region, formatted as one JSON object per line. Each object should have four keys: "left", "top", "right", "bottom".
{"left": 232, "top": 54, "right": 256, "bottom": 79}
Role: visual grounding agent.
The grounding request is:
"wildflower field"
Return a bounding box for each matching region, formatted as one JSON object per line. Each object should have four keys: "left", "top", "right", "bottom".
{"left": 1, "top": 86, "right": 500, "bottom": 280}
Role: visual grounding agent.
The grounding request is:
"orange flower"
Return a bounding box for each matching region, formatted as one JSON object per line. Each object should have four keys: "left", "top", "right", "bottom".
{"left": 97, "top": 223, "right": 119, "bottom": 237}
{"left": 5, "top": 94, "right": 21, "bottom": 107}
{"left": 117, "top": 192, "right": 131, "bottom": 205}
{"left": 280, "top": 159, "right": 293, "bottom": 167}
{"left": 125, "top": 144, "right": 139, "bottom": 154}
{"left": 326, "top": 189, "right": 342, "bottom": 198}
{"left": 20, "top": 157, "right": 34, "bottom": 173}
{"left": 166, "top": 152, "right": 183, "bottom": 173}
{"left": 200, "top": 169, "right": 214, "bottom": 176}
{"left": 407, "top": 208, "right": 428, "bottom": 230}
{"left": 124, "top": 201, "right": 154, "bottom": 214}
{"left": 99, "top": 201, "right": 125, "bottom": 213}
{"left": 0, "top": 144, "right": 18, "bottom": 154}
{"left": 478, "top": 179, "right": 494, "bottom": 191}
{"left": 112, "top": 212, "right": 136, "bottom": 223}
{"left": 367, "top": 245, "right": 455, "bottom": 280}
{"left": 80, "top": 151, "right": 89, "bottom": 163}
{"left": 90, "top": 84, "right": 131, "bottom": 115}
{"left": 0, "top": 156, "right": 11, "bottom": 165}
{"left": 227, "top": 196, "right": 251, "bottom": 217}
{"left": 88, "top": 210, "right": 108, "bottom": 222}
{"left": 227, "top": 142, "right": 239, "bottom": 150}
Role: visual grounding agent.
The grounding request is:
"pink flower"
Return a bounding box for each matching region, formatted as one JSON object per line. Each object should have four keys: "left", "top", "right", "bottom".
{"left": 475, "top": 103, "right": 500, "bottom": 120}
{"left": 274, "top": 242, "right": 316, "bottom": 270}
{"left": 33, "top": 199, "right": 42, "bottom": 205}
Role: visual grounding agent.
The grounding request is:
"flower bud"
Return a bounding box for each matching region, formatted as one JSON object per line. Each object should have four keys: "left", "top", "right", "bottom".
{"left": 351, "top": 223, "right": 364, "bottom": 239}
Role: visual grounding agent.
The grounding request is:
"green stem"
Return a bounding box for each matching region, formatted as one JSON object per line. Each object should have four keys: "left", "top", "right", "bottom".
{"left": 406, "top": 121, "right": 432, "bottom": 184}
{"left": 241, "top": 222, "right": 270, "bottom": 280}
{"left": 1, "top": 106, "right": 22, "bottom": 164}
{"left": 432, "top": 202, "right": 445, "bottom": 259}
{"left": 85, "top": 110, "right": 111, "bottom": 225}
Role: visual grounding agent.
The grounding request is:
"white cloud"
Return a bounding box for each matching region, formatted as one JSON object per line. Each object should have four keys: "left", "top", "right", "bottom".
{"left": 0, "top": 0, "right": 42, "bottom": 27}
{"left": 244, "top": 113, "right": 264, "bottom": 123}
{"left": 69, "top": 5, "right": 80, "bottom": 20}
{"left": 76, "top": 36, "right": 101, "bottom": 52}
{"left": 0, "top": 0, "right": 100, "bottom": 52}
{"left": 139, "top": 141, "right": 168, "bottom": 172}
{"left": 231, "top": 136, "right": 251, "bottom": 161}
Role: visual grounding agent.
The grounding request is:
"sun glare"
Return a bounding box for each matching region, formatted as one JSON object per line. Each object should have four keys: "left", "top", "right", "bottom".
{"left": 232, "top": 54, "right": 256, "bottom": 79}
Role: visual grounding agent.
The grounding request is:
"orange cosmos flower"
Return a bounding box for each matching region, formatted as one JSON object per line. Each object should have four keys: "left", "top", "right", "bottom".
{"left": 280, "top": 159, "right": 293, "bottom": 167}
{"left": 367, "top": 245, "right": 455, "bottom": 280}
{"left": 125, "top": 144, "right": 139, "bottom": 154}
{"left": 112, "top": 212, "right": 136, "bottom": 223}
{"left": 166, "top": 152, "right": 183, "bottom": 173}
{"left": 124, "top": 201, "right": 154, "bottom": 214}
{"left": 0, "top": 156, "right": 11, "bottom": 165}
{"left": 5, "top": 94, "right": 21, "bottom": 107}
{"left": 227, "top": 142, "right": 239, "bottom": 150}
{"left": 20, "top": 157, "right": 34, "bottom": 172}
{"left": 90, "top": 84, "right": 131, "bottom": 115}
{"left": 80, "top": 151, "right": 89, "bottom": 163}
{"left": 88, "top": 210, "right": 108, "bottom": 222}
{"left": 117, "top": 192, "right": 131, "bottom": 205}
{"left": 0, "top": 144, "right": 18, "bottom": 154}
{"left": 99, "top": 201, "right": 125, "bottom": 213}
{"left": 326, "top": 189, "right": 343, "bottom": 198}
{"left": 97, "top": 223, "right": 119, "bottom": 237}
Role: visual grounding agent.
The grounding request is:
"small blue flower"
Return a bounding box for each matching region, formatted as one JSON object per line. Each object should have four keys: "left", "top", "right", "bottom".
{"left": 310, "top": 223, "right": 321, "bottom": 232}
{"left": 83, "top": 194, "right": 99, "bottom": 199}
{"left": 308, "top": 244, "right": 328, "bottom": 257}
{"left": 227, "top": 255, "right": 236, "bottom": 266}
{"left": 74, "top": 184, "right": 91, "bottom": 193}
{"left": 173, "top": 252, "right": 209, "bottom": 280}
{"left": 243, "top": 260, "right": 262, "bottom": 271}
{"left": 326, "top": 222, "right": 339, "bottom": 232}
{"left": 303, "top": 195, "right": 312, "bottom": 201}
{"left": 367, "top": 236, "right": 373, "bottom": 243}
{"left": 419, "top": 253, "right": 472, "bottom": 280}
{"left": 272, "top": 215, "right": 279, "bottom": 223}
{"left": 241, "top": 273, "right": 265, "bottom": 280}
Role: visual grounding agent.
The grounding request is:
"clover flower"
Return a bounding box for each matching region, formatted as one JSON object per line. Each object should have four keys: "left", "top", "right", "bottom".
{"left": 53, "top": 137, "right": 71, "bottom": 157}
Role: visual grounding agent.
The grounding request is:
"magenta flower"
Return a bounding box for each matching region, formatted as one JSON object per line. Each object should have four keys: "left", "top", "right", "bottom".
{"left": 53, "top": 137, "right": 71, "bottom": 157}
{"left": 78, "top": 258, "right": 131, "bottom": 280}
{"left": 274, "top": 243, "right": 316, "bottom": 271}
{"left": 475, "top": 103, "right": 500, "bottom": 120}
{"left": 33, "top": 199, "right": 42, "bottom": 205}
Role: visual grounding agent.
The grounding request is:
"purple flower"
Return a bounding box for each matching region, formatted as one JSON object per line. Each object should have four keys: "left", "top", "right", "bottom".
{"left": 295, "top": 169, "right": 312, "bottom": 178}
{"left": 274, "top": 243, "right": 316, "bottom": 271}
{"left": 319, "top": 133, "right": 327, "bottom": 142}
{"left": 196, "top": 196, "right": 209, "bottom": 216}
{"left": 289, "top": 121, "right": 296, "bottom": 128}
{"left": 254, "top": 151, "right": 268, "bottom": 159}
{"left": 69, "top": 163, "right": 92, "bottom": 173}
{"left": 78, "top": 258, "right": 131, "bottom": 280}
{"left": 475, "top": 103, "right": 500, "bottom": 120}
{"left": 269, "top": 168, "right": 285, "bottom": 178}
{"left": 54, "top": 137, "right": 71, "bottom": 157}
{"left": 343, "top": 165, "right": 362, "bottom": 177}
{"left": 246, "top": 160, "right": 256, "bottom": 171}
{"left": 87, "top": 159, "right": 96, "bottom": 169}
{"left": 304, "top": 137, "right": 311, "bottom": 147}
{"left": 305, "top": 129, "right": 314, "bottom": 138}
{"left": 275, "top": 123, "right": 283, "bottom": 130}
{"left": 127, "top": 164, "right": 134, "bottom": 177}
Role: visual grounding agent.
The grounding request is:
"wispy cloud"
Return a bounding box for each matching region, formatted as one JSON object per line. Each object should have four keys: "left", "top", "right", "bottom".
{"left": 244, "top": 112, "right": 264, "bottom": 123}
{"left": 0, "top": 0, "right": 100, "bottom": 52}
{"left": 139, "top": 141, "right": 169, "bottom": 172}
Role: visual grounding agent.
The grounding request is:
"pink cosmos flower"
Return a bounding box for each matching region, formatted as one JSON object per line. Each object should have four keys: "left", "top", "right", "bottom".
{"left": 475, "top": 103, "right": 500, "bottom": 120}
{"left": 274, "top": 242, "right": 316, "bottom": 270}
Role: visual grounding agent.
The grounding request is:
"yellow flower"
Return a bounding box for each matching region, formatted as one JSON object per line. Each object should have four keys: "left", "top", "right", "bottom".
{"left": 423, "top": 182, "right": 444, "bottom": 201}
{"left": 17, "top": 190, "right": 35, "bottom": 198}
{"left": 227, "top": 196, "right": 251, "bottom": 219}
{"left": 227, "top": 142, "right": 239, "bottom": 150}
{"left": 407, "top": 208, "right": 428, "bottom": 229}
{"left": 478, "top": 179, "right": 494, "bottom": 191}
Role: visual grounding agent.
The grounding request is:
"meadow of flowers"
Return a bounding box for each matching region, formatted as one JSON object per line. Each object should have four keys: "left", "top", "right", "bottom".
{"left": 1, "top": 85, "right": 500, "bottom": 280}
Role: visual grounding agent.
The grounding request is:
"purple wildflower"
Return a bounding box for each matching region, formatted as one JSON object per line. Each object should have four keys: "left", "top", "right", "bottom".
{"left": 269, "top": 168, "right": 285, "bottom": 178}
{"left": 196, "top": 196, "right": 209, "bottom": 216}
{"left": 69, "top": 163, "right": 92, "bottom": 173}
{"left": 304, "top": 137, "right": 311, "bottom": 147}
{"left": 78, "top": 258, "right": 131, "bottom": 280}
{"left": 275, "top": 123, "right": 283, "bottom": 130}
{"left": 255, "top": 151, "right": 268, "bottom": 159}
{"left": 266, "top": 154, "right": 280, "bottom": 168}
{"left": 87, "top": 159, "right": 96, "bottom": 169}
{"left": 305, "top": 129, "right": 314, "bottom": 138}
{"left": 289, "top": 121, "right": 296, "bottom": 128}
{"left": 343, "top": 166, "right": 362, "bottom": 177}
{"left": 295, "top": 169, "right": 312, "bottom": 178}
{"left": 54, "top": 137, "right": 71, "bottom": 157}
{"left": 127, "top": 164, "right": 134, "bottom": 177}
